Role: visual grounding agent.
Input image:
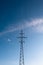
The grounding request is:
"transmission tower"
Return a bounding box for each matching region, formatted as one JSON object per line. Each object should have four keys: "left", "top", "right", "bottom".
{"left": 17, "top": 30, "right": 26, "bottom": 65}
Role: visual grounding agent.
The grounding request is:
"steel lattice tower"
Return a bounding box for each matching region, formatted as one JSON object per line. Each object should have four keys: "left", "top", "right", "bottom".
{"left": 18, "top": 30, "right": 26, "bottom": 65}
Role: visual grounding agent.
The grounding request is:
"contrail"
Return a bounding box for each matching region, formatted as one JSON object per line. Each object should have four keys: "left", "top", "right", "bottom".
{"left": 0, "top": 18, "right": 43, "bottom": 36}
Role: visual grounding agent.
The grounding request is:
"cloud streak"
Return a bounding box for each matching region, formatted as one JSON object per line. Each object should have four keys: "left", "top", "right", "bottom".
{"left": 25, "top": 18, "right": 43, "bottom": 32}
{"left": 0, "top": 18, "right": 43, "bottom": 36}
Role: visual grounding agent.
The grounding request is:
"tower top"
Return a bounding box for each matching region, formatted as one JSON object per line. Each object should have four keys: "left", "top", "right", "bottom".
{"left": 17, "top": 30, "right": 27, "bottom": 39}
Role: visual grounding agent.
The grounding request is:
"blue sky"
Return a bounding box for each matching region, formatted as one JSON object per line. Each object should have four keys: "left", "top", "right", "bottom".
{"left": 0, "top": 0, "right": 43, "bottom": 65}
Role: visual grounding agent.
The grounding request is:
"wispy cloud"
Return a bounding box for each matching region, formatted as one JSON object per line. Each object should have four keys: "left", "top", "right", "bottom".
{"left": 25, "top": 18, "right": 43, "bottom": 32}
{"left": 0, "top": 18, "right": 43, "bottom": 36}
{"left": 8, "top": 38, "right": 11, "bottom": 42}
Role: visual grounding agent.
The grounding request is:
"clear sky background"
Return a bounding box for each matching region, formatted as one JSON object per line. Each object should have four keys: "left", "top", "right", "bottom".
{"left": 0, "top": 0, "right": 43, "bottom": 65}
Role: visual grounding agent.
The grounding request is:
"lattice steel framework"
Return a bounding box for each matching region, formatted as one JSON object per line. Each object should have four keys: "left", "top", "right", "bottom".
{"left": 18, "top": 30, "right": 26, "bottom": 65}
